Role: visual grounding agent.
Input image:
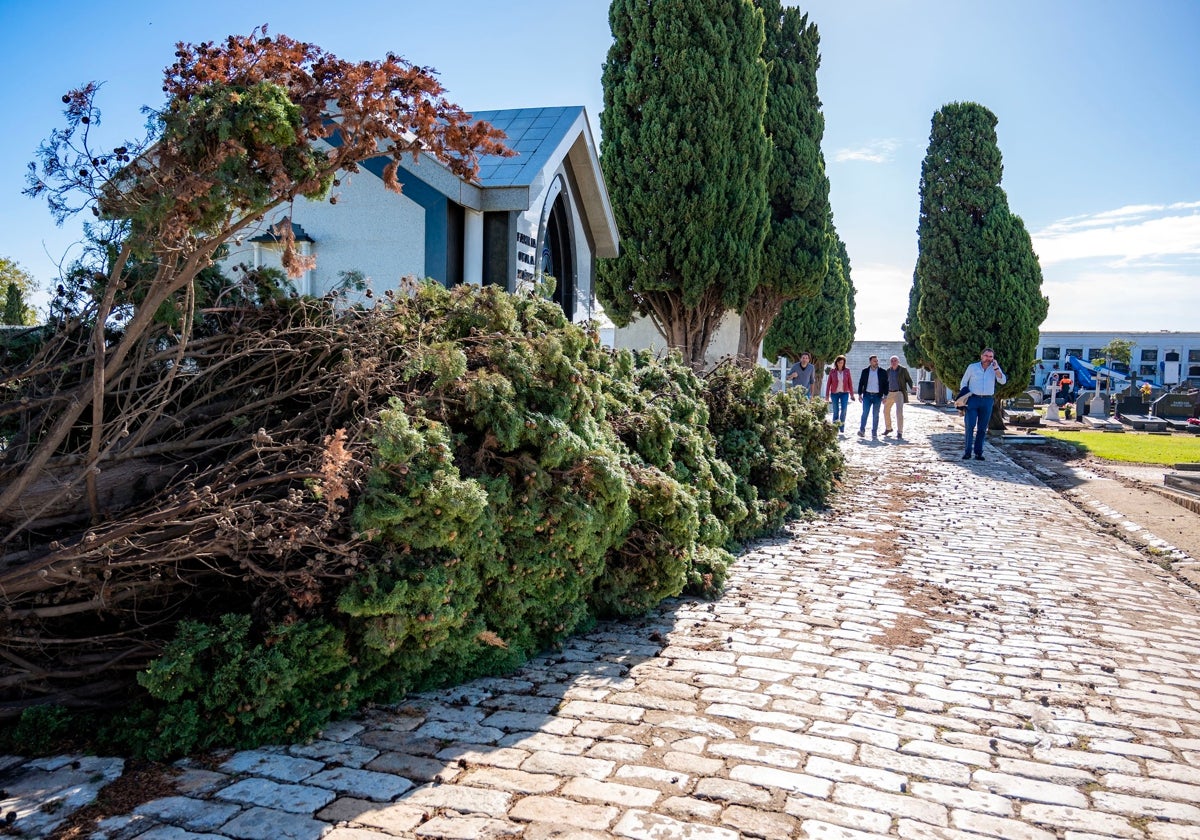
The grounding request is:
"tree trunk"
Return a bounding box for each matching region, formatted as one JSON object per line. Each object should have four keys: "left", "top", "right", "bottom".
{"left": 736, "top": 286, "right": 785, "bottom": 368}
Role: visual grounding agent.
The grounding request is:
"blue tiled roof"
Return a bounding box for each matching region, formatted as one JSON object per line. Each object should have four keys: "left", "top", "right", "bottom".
{"left": 468, "top": 106, "right": 584, "bottom": 188}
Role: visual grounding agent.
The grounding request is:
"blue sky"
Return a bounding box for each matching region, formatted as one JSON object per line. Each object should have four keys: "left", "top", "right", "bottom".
{"left": 2, "top": 0, "right": 1197, "bottom": 339}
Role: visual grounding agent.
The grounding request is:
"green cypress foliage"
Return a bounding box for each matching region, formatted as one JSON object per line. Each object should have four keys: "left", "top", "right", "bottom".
{"left": 763, "top": 224, "right": 853, "bottom": 371}
{"left": 599, "top": 0, "right": 771, "bottom": 367}
{"left": 2, "top": 283, "right": 25, "bottom": 326}
{"left": 738, "top": 2, "right": 829, "bottom": 361}
{"left": 901, "top": 269, "right": 931, "bottom": 369}
{"left": 912, "top": 103, "right": 1048, "bottom": 398}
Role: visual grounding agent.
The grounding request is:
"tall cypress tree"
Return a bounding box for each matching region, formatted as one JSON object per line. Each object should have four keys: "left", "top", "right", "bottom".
{"left": 736, "top": 1, "right": 829, "bottom": 364}
{"left": 911, "top": 102, "right": 1047, "bottom": 403}
{"left": 599, "top": 0, "right": 771, "bottom": 367}
{"left": 763, "top": 222, "right": 853, "bottom": 372}
{"left": 901, "top": 269, "right": 930, "bottom": 370}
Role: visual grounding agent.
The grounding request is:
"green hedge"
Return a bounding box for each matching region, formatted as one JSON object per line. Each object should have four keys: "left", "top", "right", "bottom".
{"left": 3, "top": 284, "right": 842, "bottom": 759}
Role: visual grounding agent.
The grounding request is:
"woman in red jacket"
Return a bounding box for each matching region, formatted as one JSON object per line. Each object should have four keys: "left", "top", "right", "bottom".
{"left": 823, "top": 354, "right": 855, "bottom": 434}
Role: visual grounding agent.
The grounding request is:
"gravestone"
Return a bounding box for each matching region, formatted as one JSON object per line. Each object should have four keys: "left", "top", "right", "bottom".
{"left": 1153, "top": 393, "right": 1199, "bottom": 419}
{"left": 1009, "top": 394, "right": 1036, "bottom": 410}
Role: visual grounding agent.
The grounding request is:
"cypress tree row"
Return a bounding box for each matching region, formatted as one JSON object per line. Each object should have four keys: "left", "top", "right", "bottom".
{"left": 911, "top": 102, "right": 1047, "bottom": 402}
{"left": 763, "top": 221, "right": 853, "bottom": 373}
{"left": 736, "top": 1, "right": 830, "bottom": 364}
{"left": 599, "top": 0, "right": 771, "bottom": 368}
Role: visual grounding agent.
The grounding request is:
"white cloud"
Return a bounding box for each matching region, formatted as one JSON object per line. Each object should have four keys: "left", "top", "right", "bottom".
{"left": 1032, "top": 203, "right": 1200, "bottom": 266}
{"left": 833, "top": 138, "right": 901, "bottom": 164}
{"left": 1041, "top": 267, "right": 1200, "bottom": 332}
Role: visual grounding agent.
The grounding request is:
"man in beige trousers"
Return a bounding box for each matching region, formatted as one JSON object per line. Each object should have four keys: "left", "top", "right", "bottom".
{"left": 882, "top": 355, "right": 915, "bottom": 440}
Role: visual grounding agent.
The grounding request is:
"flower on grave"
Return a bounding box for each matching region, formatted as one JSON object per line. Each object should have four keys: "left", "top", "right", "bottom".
{"left": 1140, "top": 382, "right": 1153, "bottom": 398}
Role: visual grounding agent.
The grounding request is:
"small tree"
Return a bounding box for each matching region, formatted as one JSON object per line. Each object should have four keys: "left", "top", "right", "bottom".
{"left": 598, "top": 0, "right": 771, "bottom": 367}
{"left": 0, "top": 258, "right": 37, "bottom": 325}
{"left": 4, "top": 29, "right": 508, "bottom": 521}
{"left": 910, "top": 102, "right": 1047, "bottom": 418}
{"left": 736, "top": 2, "right": 829, "bottom": 364}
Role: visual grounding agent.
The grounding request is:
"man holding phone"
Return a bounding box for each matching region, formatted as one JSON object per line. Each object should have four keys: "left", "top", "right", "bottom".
{"left": 959, "top": 348, "right": 1006, "bottom": 461}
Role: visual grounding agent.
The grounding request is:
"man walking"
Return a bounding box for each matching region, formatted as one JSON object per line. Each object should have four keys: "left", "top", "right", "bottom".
{"left": 960, "top": 347, "right": 1007, "bottom": 460}
{"left": 857, "top": 355, "right": 885, "bottom": 439}
{"left": 882, "top": 355, "right": 915, "bottom": 440}
{"left": 787, "top": 352, "right": 815, "bottom": 396}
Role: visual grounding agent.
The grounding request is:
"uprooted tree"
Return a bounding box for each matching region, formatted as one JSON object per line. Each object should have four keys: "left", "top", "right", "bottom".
{"left": 0, "top": 30, "right": 507, "bottom": 710}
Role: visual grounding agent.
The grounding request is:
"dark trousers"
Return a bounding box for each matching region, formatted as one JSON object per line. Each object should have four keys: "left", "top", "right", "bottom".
{"left": 964, "top": 395, "right": 995, "bottom": 456}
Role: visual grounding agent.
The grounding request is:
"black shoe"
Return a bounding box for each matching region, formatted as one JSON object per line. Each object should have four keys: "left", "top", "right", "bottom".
{"left": 974, "top": 454, "right": 985, "bottom": 461}
{"left": 883, "top": 430, "right": 892, "bottom": 437}
{"left": 961, "top": 453, "right": 971, "bottom": 460}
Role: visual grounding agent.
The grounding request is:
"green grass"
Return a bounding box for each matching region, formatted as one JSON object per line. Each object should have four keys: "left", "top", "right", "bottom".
{"left": 1036, "top": 429, "right": 1200, "bottom": 465}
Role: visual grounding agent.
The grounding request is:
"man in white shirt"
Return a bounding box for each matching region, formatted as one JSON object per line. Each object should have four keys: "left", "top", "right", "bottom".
{"left": 856, "top": 355, "right": 885, "bottom": 439}
{"left": 959, "top": 347, "right": 1007, "bottom": 460}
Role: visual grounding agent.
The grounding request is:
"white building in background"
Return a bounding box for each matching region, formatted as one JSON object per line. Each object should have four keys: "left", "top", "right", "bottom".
{"left": 1034, "top": 331, "right": 1200, "bottom": 388}
{"left": 225, "top": 106, "right": 618, "bottom": 325}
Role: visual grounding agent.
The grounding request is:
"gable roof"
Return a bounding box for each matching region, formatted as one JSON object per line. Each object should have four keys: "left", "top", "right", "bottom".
{"left": 389, "top": 106, "right": 618, "bottom": 258}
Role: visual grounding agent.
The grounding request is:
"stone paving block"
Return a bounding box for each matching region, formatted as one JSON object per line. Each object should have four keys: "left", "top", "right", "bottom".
{"left": 613, "top": 809, "right": 739, "bottom": 840}
{"left": 729, "top": 764, "right": 832, "bottom": 798}
{"left": 497, "top": 731, "right": 592, "bottom": 755}
{"left": 747, "top": 726, "right": 857, "bottom": 760}
{"left": 521, "top": 750, "right": 615, "bottom": 780}
{"left": 1145, "top": 759, "right": 1200, "bottom": 785}
{"left": 664, "top": 750, "right": 724, "bottom": 775}
{"left": 562, "top": 776, "right": 661, "bottom": 807}
{"left": 434, "top": 743, "right": 531, "bottom": 769}
{"left": 795, "top": 819, "right": 893, "bottom": 839}
{"left": 1100, "top": 771, "right": 1200, "bottom": 802}
{"left": 585, "top": 741, "right": 648, "bottom": 762}
{"left": 909, "top": 781, "right": 1012, "bottom": 816}
{"left": 509, "top": 795, "right": 618, "bottom": 830}
{"left": 459, "top": 766, "right": 561, "bottom": 794}
{"left": 219, "top": 750, "right": 323, "bottom": 782}
{"left": 121, "top": 828, "right": 230, "bottom": 840}
{"left": 480, "top": 710, "right": 577, "bottom": 735}
{"left": 720, "top": 803, "right": 798, "bottom": 839}
{"left": 413, "top": 816, "right": 523, "bottom": 838}
{"left": 219, "top": 805, "right": 328, "bottom": 840}
{"left": 1089, "top": 789, "right": 1200, "bottom": 822}
{"left": 614, "top": 763, "right": 689, "bottom": 791}
{"left": 558, "top": 699, "right": 645, "bottom": 723}
{"left": 412, "top": 719, "right": 505, "bottom": 744}
{"left": 316, "top": 797, "right": 425, "bottom": 832}
{"left": 804, "top": 755, "right": 906, "bottom": 792}
{"left": 306, "top": 766, "right": 414, "bottom": 800}
{"left": 1148, "top": 823, "right": 1200, "bottom": 839}
{"left": 807, "top": 720, "right": 901, "bottom": 750}
{"left": 322, "top": 829, "right": 393, "bottom": 839}
{"left": 707, "top": 740, "right": 804, "bottom": 769}
{"left": 171, "top": 767, "right": 231, "bottom": 797}
{"left": 693, "top": 777, "right": 773, "bottom": 807}
{"left": 288, "top": 740, "right": 380, "bottom": 768}
{"left": 950, "top": 809, "right": 1057, "bottom": 840}
{"left": 783, "top": 796, "right": 892, "bottom": 834}
{"left": 134, "top": 796, "right": 241, "bottom": 832}
{"left": 366, "top": 750, "right": 460, "bottom": 783}
{"left": 832, "top": 782, "right": 949, "bottom": 826}
{"left": 1016, "top": 803, "right": 1142, "bottom": 839}
{"left": 661, "top": 795, "right": 723, "bottom": 820}
{"left": 214, "top": 778, "right": 335, "bottom": 814}
{"left": 400, "top": 783, "right": 511, "bottom": 816}
{"left": 858, "top": 743, "right": 971, "bottom": 785}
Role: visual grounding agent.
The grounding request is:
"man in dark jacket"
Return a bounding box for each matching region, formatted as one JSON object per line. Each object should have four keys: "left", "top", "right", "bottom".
{"left": 857, "top": 355, "right": 885, "bottom": 438}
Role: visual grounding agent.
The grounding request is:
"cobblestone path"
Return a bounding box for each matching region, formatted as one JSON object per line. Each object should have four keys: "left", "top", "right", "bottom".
{"left": 6, "top": 405, "right": 1200, "bottom": 839}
